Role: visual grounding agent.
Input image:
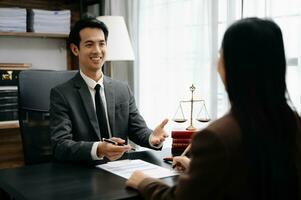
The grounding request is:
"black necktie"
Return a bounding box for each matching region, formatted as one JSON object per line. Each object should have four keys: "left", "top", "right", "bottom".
{"left": 94, "top": 84, "right": 110, "bottom": 139}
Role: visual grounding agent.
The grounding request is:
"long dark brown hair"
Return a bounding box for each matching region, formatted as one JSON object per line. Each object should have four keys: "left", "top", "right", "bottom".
{"left": 222, "top": 17, "right": 299, "bottom": 199}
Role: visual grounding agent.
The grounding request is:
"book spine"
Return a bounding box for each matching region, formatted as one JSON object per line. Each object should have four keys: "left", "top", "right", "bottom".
{"left": 171, "top": 131, "right": 194, "bottom": 138}
{"left": 172, "top": 138, "right": 191, "bottom": 143}
{"left": 172, "top": 143, "right": 189, "bottom": 149}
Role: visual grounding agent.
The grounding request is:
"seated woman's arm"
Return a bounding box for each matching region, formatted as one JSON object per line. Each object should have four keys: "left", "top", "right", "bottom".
{"left": 127, "top": 129, "right": 229, "bottom": 200}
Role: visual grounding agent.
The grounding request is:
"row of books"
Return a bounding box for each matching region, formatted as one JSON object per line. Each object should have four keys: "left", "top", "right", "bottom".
{"left": 171, "top": 129, "right": 195, "bottom": 156}
{"left": 0, "top": 8, "right": 70, "bottom": 34}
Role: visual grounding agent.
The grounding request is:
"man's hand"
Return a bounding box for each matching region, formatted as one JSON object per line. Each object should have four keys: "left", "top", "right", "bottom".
{"left": 150, "top": 119, "right": 169, "bottom": 146}
{"left": 97, "top": 137, "right": 131, "bottom": 161}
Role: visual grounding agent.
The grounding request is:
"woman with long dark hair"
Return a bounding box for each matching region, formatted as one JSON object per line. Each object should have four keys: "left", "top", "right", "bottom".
{"left": 126, "top": 17, "right": 301, "bottom": 200}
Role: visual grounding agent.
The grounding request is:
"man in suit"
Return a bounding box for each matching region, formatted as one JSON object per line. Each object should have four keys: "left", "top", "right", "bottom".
{"left": 50, "top": 17, "right": 168, "bottom": 162}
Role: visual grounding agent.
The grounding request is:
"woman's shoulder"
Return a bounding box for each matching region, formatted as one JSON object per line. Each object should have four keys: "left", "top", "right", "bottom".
{"left": 194, "top": 113, "right": 242, "bottom": 149}
{"left": 206, "top": 113, "right": 240, "bottom": 136}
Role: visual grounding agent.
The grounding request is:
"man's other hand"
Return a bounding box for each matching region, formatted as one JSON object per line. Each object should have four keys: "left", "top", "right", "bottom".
{"left": 150, "top": 119, "right": 169, "bottom": 146}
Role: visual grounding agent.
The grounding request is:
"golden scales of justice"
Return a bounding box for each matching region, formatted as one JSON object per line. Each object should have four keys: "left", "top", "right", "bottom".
{"left": 173, "top": 84, "right": 211, "bottom": 130}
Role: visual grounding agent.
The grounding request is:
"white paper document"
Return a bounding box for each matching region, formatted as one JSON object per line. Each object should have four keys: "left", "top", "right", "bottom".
{"left": 96, "top": 159, "right": 178, "bottom": 179}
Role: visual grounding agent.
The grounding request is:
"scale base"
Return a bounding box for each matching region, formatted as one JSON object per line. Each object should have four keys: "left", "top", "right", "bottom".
{"left": 186, "top": 125, "right": 197, "bottom": 131}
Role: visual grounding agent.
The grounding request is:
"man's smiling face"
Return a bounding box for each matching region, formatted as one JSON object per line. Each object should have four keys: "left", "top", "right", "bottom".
{"left": 72, "top": 27, "right": 107, "bottom": 73}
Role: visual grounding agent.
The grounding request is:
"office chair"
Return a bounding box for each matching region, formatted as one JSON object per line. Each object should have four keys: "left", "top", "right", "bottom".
{"left": 18, "top": 70, "right": 77, "bottom": 165}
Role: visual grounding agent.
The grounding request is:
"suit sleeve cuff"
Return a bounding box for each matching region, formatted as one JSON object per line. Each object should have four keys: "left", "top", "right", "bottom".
{"left": 91, "top": 142, "right": 104, "bottom": 160}
{"left": 148, "top": 133, "right": 163, "bottom": 149}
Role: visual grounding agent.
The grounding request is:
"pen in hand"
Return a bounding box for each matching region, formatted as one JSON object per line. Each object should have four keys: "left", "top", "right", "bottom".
{"left": 102, "top": 138, "right": 136, "bottom": 151}
{"left": 172, "top": 144, "right": 191, "bottom": 169}
{"left": 103, "top": 138, "right": 124, "bottom": 146}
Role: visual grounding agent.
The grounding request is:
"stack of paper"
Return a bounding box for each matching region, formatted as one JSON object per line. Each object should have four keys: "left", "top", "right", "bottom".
{"left": 0, "top": 8, "right": 27, "bottom": 32}
{"left": 30, "top": 9, "right": 70, "bottom": 34}
{"left": 97, "top": 159, "right": 179, "bottom": 179}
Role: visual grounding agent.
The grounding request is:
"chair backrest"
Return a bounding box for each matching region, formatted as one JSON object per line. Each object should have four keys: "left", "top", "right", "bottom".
{"left": 18, "top": 70, "right": 77, "bottom": 165}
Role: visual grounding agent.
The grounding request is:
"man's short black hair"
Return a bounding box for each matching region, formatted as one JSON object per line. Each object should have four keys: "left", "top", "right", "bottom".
{"left": 68, "top": 17, "right": 109, "bottom": 48}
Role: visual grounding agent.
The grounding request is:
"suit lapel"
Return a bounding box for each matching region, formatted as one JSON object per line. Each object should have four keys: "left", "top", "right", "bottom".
{"left": 73, "top": 73, "right": 101, "bottom": 139}
{"left": 104, "top": 76, "right": 115, "bottom": 135}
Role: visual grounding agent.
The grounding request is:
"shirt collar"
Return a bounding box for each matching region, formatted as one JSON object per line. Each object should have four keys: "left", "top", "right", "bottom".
{"left": 80, "top": 70, "right": 104, "bottom": 90}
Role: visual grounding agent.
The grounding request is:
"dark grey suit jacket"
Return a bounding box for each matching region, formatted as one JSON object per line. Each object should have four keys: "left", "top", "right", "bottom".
{"left": 50, "top": 72, "right": 153, "bottom": 162}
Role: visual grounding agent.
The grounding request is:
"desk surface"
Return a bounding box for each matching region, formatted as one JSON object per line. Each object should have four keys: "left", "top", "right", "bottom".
{"left": 0, "top": 149, "right": 177, "bottom": 200}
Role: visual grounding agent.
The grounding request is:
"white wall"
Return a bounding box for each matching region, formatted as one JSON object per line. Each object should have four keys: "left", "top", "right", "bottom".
{"left": 0, "top": 36, "right": 67, "bottom": 70}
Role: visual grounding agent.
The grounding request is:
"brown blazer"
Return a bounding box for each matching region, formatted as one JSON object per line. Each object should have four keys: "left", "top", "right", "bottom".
{"left": 138, "top": 113, "right": 301, "bottom": 200}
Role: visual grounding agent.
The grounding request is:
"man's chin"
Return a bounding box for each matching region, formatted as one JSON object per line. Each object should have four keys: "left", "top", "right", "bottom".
{"left": 89, "top": 65, "right": 103, "bottom": 71}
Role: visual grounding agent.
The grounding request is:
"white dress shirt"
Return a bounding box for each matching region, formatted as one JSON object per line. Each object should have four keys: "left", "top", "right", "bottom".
{"left": 80, "top": 70, "right": 111, "bottom": 160}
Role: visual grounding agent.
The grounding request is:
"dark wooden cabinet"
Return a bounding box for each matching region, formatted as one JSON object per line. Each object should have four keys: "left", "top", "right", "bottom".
{"left": 0, "top": 121, "right": 24, "bottom": 169}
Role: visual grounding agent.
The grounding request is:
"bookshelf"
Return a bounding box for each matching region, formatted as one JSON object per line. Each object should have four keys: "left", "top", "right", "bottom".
{"left": 0, "top": 0, "right": 81, "bottom": 70}
{"left": 0, "top": 0, "right": 81, "bottom": 168}
{"left": 0, "top": 32, "right": 68, "bottom": 38}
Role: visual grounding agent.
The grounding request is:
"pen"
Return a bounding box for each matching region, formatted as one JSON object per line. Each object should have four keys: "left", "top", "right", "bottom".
{"left": 180, "top": 144, "right": 191, "bottom": 157}
{"left": 102, "top": 138, "right": 136, "bottom": 151}
{"left": 163, "top": 157, "right": 173, "bottom": 165}
{"left": 163, "top": 157, "right": 173, "bottom": 162}
{"left": 172, "top": 144, "right": 191, "bottom": 169}
{"left": 103, "top": 138, "right": 123, "bottom": 146}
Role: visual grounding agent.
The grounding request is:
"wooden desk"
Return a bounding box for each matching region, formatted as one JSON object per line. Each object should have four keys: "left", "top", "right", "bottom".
{"left": 0, "top": 149, "right": 177, "bottom": 200}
